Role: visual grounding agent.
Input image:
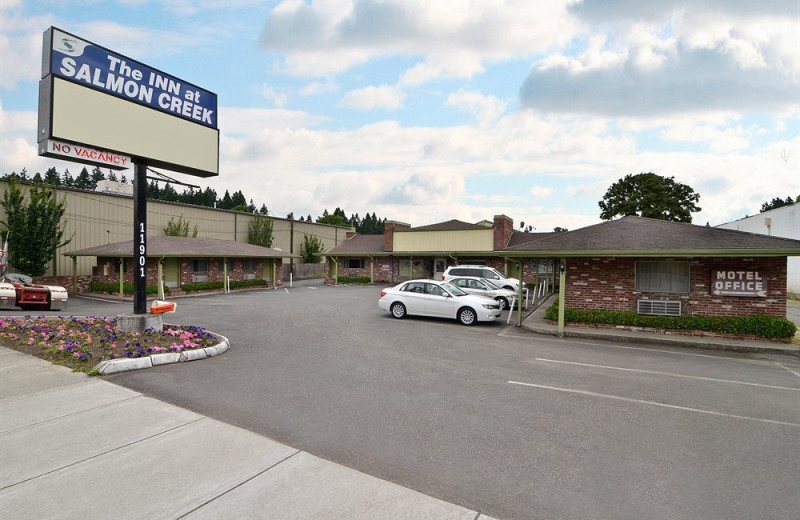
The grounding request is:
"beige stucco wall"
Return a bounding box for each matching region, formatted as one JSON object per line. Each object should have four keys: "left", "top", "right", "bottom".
{"left": 393, "top": 229, "right": 493, "bottom": 253}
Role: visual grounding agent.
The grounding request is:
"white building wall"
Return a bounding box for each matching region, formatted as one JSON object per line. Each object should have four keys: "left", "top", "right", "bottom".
{"left": 717, "top": 204, "right": 800, "bottom": 296}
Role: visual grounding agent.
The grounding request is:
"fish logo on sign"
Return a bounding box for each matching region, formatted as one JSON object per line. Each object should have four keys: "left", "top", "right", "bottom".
{"left": 54, "top": 35, "right": 89, "bottom": 57}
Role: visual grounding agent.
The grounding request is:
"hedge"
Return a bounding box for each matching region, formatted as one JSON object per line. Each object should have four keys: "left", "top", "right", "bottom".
{"left": 89, "top": 282, "right": 165, "bottom": 295}
{"left": 181, "top": 279, "right": 267, "bottom": 292}
{"left": 543, "top": 301, "right": 797, "bottom": 339}
{"left": 336, "top": 275, "right": 372, "bottom": 284}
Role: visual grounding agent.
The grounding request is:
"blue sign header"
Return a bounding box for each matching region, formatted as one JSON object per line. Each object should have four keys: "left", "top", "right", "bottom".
{"left": 45, "top": 28, "right": 217, "bottom": 129}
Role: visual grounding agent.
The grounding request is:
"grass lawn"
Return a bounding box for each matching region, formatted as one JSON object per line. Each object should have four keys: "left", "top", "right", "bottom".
{"left": 0, "top": 315, "right": 219, "bottom": 374}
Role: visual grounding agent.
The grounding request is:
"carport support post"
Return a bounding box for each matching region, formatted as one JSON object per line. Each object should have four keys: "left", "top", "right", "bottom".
{"left": 369, "top": 256, "right": 374, "bottom": 283}
{"left": 71, "top": 256, "right": 77, "bottom": 293}
{"left": 157, "top": 259, "right": 164, "bottom": 300}
{"left": 517, "top": 260, "right": 524, "bottom": 327}
{"left": 331, "top": 257, "right": 338, "bottom": 285}
{"left": 557, "top": 257, "right": 566, "bottom": 336}
{"left": 119, "top": 258, "right": 124, "bottom": 298}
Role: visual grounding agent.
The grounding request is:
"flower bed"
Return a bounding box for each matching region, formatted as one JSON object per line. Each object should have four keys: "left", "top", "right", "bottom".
{"left": 0, "top": 316, "right": 218, "bottom": 374}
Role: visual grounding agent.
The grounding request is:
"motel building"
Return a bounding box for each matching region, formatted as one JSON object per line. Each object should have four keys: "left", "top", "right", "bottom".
{"left": 326, "top": 215, "right": 800, "bottom": 332}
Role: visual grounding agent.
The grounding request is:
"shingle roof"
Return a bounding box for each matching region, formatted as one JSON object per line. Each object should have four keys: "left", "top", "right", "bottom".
{"left": 66, "top": 235, "right": 294, "bottom": 258}
{"left": 326, "top": 234, "right": 386, "bottom": 255}
{"left": 503, "top": 216, "right": 800, "bottom": 255}
{"left": 507, "top": 230, "right": 557, "bottom": 248}
{"left": 407, "top": 219, "right": 488, "bottom": 231}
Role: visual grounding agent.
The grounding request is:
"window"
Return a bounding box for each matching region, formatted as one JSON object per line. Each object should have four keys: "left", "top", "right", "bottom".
{"left": 344, "top": 258, "right": 365, "bottom": 269}
{"left": 402, "top": 281, "right": 425, "bottom": 293}
{"left": 635, "top": 261, "right": 690, "bottom": 293}
{"left": 192, "top": 259, "right": 208, "bottom": 273}
{"left": 425, "top": 283, "right": 446, "bottom": 297}
{"left": 241, "top": 259, "right": 255, "bottom": 271}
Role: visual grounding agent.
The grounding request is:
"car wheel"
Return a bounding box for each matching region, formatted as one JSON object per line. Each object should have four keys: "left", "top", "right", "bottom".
{"left": 390, "top": 302, "right": 406, "bottom": 319}
{"left": 495, "top": 297, "right": 508, "bottom": 310}
{"left": 458, "top": 307, "right": 476, "bottom": 325}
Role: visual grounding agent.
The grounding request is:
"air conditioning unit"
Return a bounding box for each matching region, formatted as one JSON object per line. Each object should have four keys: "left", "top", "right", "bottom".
{"left": 637, "top": 300, "right": 681, "bottom": 317}
{"left": 191, "top": 275, "right": 208, "bottom": 283}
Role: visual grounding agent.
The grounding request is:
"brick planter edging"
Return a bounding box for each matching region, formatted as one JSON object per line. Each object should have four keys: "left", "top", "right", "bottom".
{"left": 94, "top": 331, "right": 230, "bottom": 375}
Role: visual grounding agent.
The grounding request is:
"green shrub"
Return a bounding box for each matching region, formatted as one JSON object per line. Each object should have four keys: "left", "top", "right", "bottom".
{"left": 89, "top": 281, "right": 165, "bottom": 295}
{"left": 181, "top": 279, "right": 267, "bottom": 292}
{"left": 337, "top": 275, "right": 371, "bottom": 284}
{"left": 544, "top": 300, "right": 797, "bottom": 339}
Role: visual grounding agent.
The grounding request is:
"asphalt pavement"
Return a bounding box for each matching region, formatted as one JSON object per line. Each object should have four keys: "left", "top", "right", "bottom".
{"left": 0, "top": 345, "right": 495, "bottom": 520}
{"left": 1, "top": 285, "right": 798, "bottom": 519}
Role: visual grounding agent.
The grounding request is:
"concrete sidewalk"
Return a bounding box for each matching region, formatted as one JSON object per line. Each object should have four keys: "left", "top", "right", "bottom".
{"left": 521, "top": 296, "right": 800, "bottom": 358}
{"left": 0, "top": 347, "right": 495, "bottom": 520}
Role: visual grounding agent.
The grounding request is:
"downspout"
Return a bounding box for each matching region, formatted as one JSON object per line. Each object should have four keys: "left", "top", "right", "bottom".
{"left": 557, "top": 257, "right": 566, "bottom": 337}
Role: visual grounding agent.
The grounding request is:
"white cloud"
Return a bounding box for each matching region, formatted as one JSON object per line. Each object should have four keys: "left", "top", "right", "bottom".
{"left": 260, "top": 0, "right": 579, "bottom": 81}
{"left": 521, "top": 5, "right": 798, "bottom": 116}
{"left": 445, "top": 90, "right": 508, "bottom": 127}
{"left": 340, "top": 84, "right": 404, "bottom": 110}
{"left": 530, "top": 186, "right": 553, "bottom": 198}
{"left": 255, "top": 83, "right": 288, "bottom": 107}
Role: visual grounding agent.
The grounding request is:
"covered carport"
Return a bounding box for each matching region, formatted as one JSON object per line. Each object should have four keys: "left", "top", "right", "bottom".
{"left": 65, "top": 235, "right": 296, "bottom": 297}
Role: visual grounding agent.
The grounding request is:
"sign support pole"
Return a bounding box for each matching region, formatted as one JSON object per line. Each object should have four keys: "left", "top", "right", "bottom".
{"left": 133, "top": 162, "right": 148, "bottom": 314}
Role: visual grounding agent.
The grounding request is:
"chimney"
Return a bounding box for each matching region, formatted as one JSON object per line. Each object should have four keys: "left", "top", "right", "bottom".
{"left": 384, "top": 220, "right": 410, "bottom": 251}
{"left": 345, "top": 231, "right": 357, "bottom": 239}
{"left": 493, "top": 214, "right": 513, "bottom": 250}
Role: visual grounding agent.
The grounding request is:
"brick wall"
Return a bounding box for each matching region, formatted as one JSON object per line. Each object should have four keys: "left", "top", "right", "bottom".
{"left": 90, "top": 256, "right": 281, "bottom": 289}
{"left": 564, "top": 257, "right": 787, "bottom": 318}
{"left": 326, "top": 257, "right": 394, "bottom": 284}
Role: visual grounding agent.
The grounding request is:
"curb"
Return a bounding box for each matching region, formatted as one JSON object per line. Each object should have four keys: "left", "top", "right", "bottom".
{"left": 94, "top": 332, "right": 230, "bottom": 375}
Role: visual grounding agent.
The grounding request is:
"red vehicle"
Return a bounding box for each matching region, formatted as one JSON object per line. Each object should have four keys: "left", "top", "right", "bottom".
{"left": 0, "top": 238, "right": 68, "bottom": 311}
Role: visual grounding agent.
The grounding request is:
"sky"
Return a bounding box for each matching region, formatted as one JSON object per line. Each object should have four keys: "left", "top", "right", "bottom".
{"left": 1, "top": 0, "right": 798, "bottom": 232}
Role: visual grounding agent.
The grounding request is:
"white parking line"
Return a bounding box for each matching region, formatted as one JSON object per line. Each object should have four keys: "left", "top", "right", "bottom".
{"left": 535, "top": 358, "right": 800, "bottom": 391}
{"left": 507, "top": 380, "right": 800, "bottom": 428}
{"left": 284, "top": 288, "right": 289, "bottom": 294}
{"left": 777, "top": 363, "right": 800, "bottom": 379}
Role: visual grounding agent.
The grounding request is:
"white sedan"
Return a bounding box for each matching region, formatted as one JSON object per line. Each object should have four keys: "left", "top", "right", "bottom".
{"left": 378, "top": 279, "right": 502, "bottom": 325}
{"left": 447, "top": 276, "right": 517, "bottom": 310}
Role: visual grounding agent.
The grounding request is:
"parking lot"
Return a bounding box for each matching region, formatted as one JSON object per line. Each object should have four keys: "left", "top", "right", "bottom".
{"left": 12, "top": 281, "right": 800, "bottom": 520}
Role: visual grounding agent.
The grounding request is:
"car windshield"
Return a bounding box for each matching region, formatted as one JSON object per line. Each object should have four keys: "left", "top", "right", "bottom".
{"left": 490, "top": 269, "right": 509, "bottom": 279}
{"left": 441, "top": 282, "right": 467, "bottom": 296}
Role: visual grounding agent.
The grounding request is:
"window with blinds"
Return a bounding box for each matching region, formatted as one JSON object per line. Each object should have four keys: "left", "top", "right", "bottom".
{"left": 635, "top": 261, "right": 690, "bottom": 294}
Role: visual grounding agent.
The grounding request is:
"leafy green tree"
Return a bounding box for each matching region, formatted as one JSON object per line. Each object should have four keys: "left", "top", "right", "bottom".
{"left": 598, "top": 172, "right": 700, "bottom": 223}
{"left": 299, "top": 234, "right": 326, "bottom": 263}
{"left": 230, "top": 204, "right": 253, "bottom": 213}
{"left": 1, "top": 177, "right": 71, "bottom": 276}
{"left": 553, "top": 226, "right": 569, "bottom": 232}
{"left": 760, "top": 196, "right": 798, "bottom": 213}
{"left": 163, "top": 215, "right": 198, "bottom": 237}
{"left": 316, "top": 212, "right": 348, "bottom": 226}
{"left": 248, "top": 216, "right": 274, "bottom": 247}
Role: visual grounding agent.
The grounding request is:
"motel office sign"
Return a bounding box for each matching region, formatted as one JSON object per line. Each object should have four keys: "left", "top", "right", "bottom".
{"left": 711, "top": 270, "right": 767, "bottom": 297}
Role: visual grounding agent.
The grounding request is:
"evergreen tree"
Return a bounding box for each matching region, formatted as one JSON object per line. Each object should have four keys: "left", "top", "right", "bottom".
{"left": 74, "top": 167, "right": 92, "bottom": 190}
{"left": 61, "top": 169, "right": 74, "bottom": 187}
{"left": 259, "top": 204, "right": 269, "bottom": 216}
{"left": 0, "top": 177, "right": 71, "bottom": 276}
{"left": 218, "top": 190, "right": 234, "bottom": 209}
{"left": 44, "top": 167, "right": 61, "bottom": 186}
{"left": 90, "top": 166, "right": 106, "bottom": 188}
